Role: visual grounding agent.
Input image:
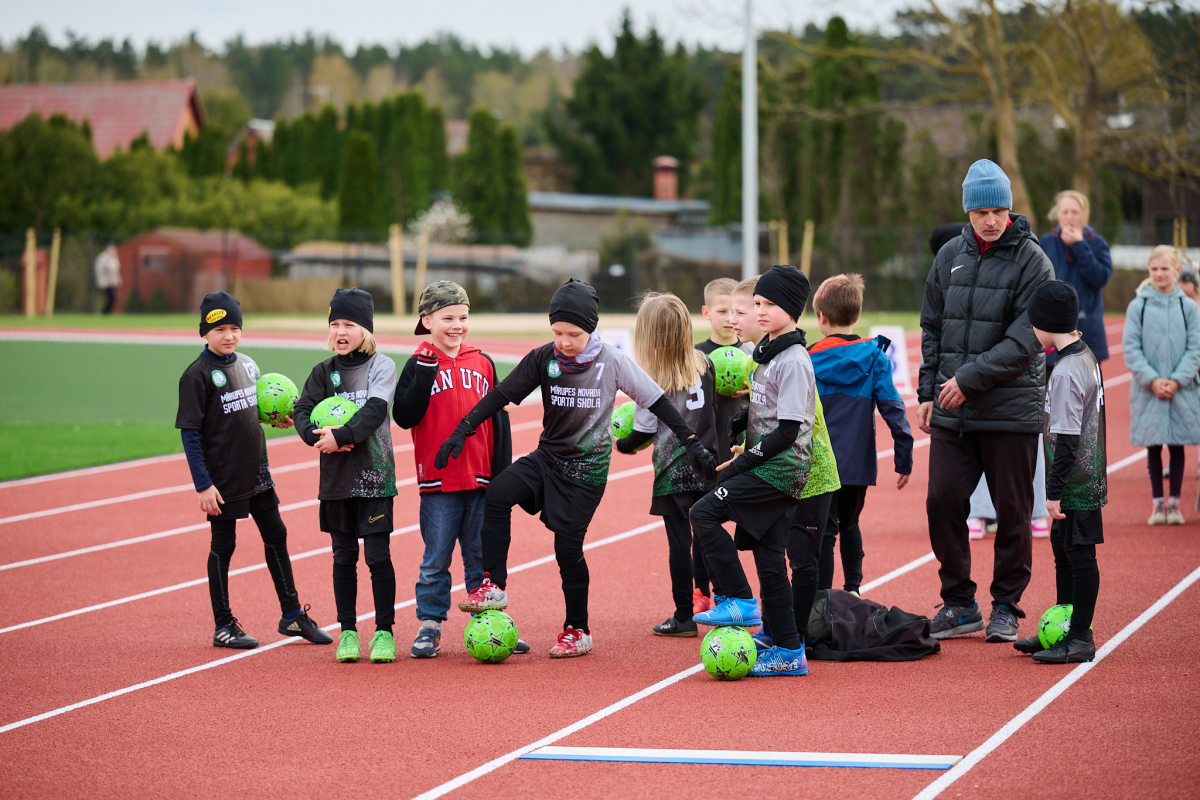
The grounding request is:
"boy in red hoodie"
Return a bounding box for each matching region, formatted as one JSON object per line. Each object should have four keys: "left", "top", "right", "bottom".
{"left": 393, "top": 282, "right": 516, "bottom": 658}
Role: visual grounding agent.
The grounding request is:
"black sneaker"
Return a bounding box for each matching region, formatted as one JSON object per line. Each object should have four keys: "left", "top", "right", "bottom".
{"left": 652, "top": 615, "right": 699, "bottom": 637}
{"left": 278, "top": 605, "right": 334, "bottom": 644}
{"left": 1032, "top": 635, "right": 1096, "bottom": 664}
{"left": 214, "top": 618, "right": 258, "bottom": 649}
{"left": 929, "top": 602, "right": 984, "bottom": 639}
{"left": 513, "top": 639, "right": 531, "bottom": 654}
{"left": 985, "top": 604, "right": 1020, "bottom": 642}
{"left": 1013, "top": 636, "right": 1044, "bottom": 654}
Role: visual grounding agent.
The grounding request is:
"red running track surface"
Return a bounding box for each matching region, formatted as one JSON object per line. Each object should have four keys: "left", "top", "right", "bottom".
{"left": 1, "top": 324, "right": 1197, "bottom": 800}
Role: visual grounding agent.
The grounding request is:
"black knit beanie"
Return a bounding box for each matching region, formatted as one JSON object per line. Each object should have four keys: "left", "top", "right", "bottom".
{"left": 1028, "top": 280, "right": 1079, "bottom": 334}
{"left": 754, "top": 265, "right": 811, "bottom": 322}
{"left": 548, "top": 278, "right": 599, "bottom": 333}
{"left": 329, "top": 287, "right": 374, "bottom": 333}
{"left": 199, "top": 291, "right": 242, "bottom": 336}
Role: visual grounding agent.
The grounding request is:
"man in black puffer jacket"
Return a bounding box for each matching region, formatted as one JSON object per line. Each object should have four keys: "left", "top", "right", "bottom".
{"left": 918, "top": 159, "right": 1054, "bottom": 645}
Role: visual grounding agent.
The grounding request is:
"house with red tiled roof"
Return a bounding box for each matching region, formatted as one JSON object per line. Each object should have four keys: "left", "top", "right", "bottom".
{"left": 0, "top": 79, "right": 205, "bottom": 158}
{"left": 117, "top": 228, "right": 272, "bottom": 312}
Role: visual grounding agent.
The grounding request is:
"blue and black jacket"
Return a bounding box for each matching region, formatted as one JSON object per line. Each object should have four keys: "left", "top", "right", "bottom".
{"left": 808, "top": 334, "right": 913, "bottom": 486}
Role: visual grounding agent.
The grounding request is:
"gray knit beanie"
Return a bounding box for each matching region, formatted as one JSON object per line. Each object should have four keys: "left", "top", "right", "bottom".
{"left": 962, "top": 159, "right": 1013, "bottom": 213}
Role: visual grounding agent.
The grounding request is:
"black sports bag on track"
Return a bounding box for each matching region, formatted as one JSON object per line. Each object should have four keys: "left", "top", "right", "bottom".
{"left": 805, "top": 589, "right": 941, "bottom": 662}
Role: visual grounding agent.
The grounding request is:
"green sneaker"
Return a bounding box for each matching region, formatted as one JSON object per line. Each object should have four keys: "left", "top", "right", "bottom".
{"left": 370, "top": 630, "right": 396, "bottom": 663}
{"left": 336, "top": 630, "right": 360, "bottom": 663}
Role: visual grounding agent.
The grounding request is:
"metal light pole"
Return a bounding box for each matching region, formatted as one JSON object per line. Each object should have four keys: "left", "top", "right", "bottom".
{"left": 741, "top": 0, "right": 758, "bottom": 280}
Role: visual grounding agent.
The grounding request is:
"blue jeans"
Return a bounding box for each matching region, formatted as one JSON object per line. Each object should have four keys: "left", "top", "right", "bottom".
{"left": 415, "top": 489, "right": 486, "bottom": 621}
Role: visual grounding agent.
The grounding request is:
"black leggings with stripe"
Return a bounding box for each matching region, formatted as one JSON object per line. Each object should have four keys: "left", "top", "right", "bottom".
{"left": 208, "top": 506, "right": 300, "bottom": 627}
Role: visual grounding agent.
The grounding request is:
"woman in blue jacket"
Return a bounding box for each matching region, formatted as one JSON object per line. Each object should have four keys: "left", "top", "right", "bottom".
{"left": 1039, "top": 190, "right": 1114, "bottom": 361}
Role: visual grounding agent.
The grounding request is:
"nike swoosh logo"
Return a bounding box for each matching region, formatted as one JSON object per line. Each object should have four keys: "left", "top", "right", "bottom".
{"left": 368, "top": 514, "right": 385, "bottom": 523}
{"left": 951, "top": 265, "right": 965, "bottom": 273}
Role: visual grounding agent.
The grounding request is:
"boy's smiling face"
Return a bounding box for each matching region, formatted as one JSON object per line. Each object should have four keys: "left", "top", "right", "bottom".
{"left": 329, "top": 319, "right": 365, "bottom": 355}
{"left": 204, "top": 324, "right": 241, "bottom": 356}
{"left": 423, "top": 304, "right": 470, "bottom": 353}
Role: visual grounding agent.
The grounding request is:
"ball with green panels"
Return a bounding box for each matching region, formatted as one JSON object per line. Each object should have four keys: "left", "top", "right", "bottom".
{"left": 711, "top": 346, "right": 750, "bottom": 397}
{"left": 701, "top": 625, "right": 758, "bottom": 680}
{"left": 256, "top": 373, "right": 299, "bottom": 425}
{"left": 310, "top": 396, "right": 358, "bottom": 429}
{"left": 611, "top": 401, "right": 651, "bottom": 452}
{"left": 1037, "top": 604, "right": 1075, "bottom": 649}
{"left": 743, "top": 357, "right": 757, "bottom": 391}
{"left": 464, "top": 610, "right": 520, "bottom": 663}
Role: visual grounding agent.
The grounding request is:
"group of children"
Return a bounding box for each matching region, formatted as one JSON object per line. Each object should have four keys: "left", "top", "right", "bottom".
{"left": 176, "top": 261, "right": 1104, "bottom": 670}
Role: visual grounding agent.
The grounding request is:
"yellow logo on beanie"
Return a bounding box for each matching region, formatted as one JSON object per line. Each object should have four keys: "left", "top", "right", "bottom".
{"left": 205, "top": 309, "right": 227, "bottom": 324}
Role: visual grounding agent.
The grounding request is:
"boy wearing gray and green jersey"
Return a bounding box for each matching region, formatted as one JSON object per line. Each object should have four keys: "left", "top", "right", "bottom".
{"left": 1016, "top": 280, "right": 1106, "bottom": 664}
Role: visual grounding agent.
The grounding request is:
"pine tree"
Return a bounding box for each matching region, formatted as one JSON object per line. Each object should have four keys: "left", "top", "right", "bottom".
{"left": 709, "top": 59, "right": 742, "bottom": 226}
{"left": 382, "top": 92, "right": 432, "bottom": 224}
{"left": 498, "top": 123, "right": 532, "bottom": 246}
{"left": 454, "top": 108, "right": 505, "bottom": 240}
{"left": 337, "top": 130, "right": 383, "bottom": 237}
{"left": 426, "top": 105, "right": 449, "bottom": 193}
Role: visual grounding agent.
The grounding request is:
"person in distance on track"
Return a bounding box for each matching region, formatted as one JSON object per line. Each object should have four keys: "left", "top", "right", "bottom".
{"left": 176, "top": 292, "right": 332, "bottom": 650}
{"left": 1015, "top": 281, "right": 1106, "bottom": 663}
{"left": 437, "top": 278, "right": 716, "bottom": 658}
{"left": 293, "top": 289, "right": 399, "bottom": 664}
{"left": 392, "top": 281, "right": 527, "bottom": 659}
{"left": 614, "top": 292, "right": 720, "bottom": 638}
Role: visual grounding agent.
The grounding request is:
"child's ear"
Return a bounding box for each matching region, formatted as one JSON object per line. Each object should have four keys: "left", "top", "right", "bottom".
{"left": 701, "top": 305, "right": 710, "bottom": 319}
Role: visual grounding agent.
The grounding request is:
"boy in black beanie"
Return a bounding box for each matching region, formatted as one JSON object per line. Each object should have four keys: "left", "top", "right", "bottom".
{"left": 177, "top": 291, "right": 332, "bottom": 649}
{"left": 691, "top": 265, "right": 816, "bottom": 675}
{"left": 437, "top": 278, "right": 716, "bottom": 658}
{"left": 1016, "top": 280, "right": 1106, "bottom": 663}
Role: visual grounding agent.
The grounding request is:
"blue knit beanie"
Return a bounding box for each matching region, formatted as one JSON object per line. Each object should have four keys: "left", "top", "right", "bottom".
{"left": 962, "top": 159, "right": 1013, "bottom": 213}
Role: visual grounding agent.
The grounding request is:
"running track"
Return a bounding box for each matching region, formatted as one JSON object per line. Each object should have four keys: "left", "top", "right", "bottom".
{"left": 0, "top": 323, "right": 1197, "bottom": 799}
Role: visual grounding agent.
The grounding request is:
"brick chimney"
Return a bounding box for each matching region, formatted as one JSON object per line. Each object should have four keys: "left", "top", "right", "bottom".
{"left": 653, "top": 155, "right": 679, "bottom": 201}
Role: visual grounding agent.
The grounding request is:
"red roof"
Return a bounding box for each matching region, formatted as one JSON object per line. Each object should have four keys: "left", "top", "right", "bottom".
{"left": 0, "top": 80, "right": 205, "bottom": 158}
{"left": 135, "top": 228, "right": 272, "bottom": 260}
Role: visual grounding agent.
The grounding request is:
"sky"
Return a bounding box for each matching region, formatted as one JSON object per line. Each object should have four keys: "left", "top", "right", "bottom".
{"left": 2, "top": 0, "right": 910, "bottom": 55}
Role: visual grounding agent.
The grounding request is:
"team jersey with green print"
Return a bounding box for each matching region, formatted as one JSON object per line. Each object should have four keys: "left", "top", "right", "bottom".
{"left": 632, "top": 367, "right": 719, "bottom": 496}
{"left": 1044, "top": 340, "right": 1107, "bottom": 510}
{"left": 746, "top": 342, "right": 816, "bottom": 499}
{"left": 801, "top": 391, "right": 841, "bottom": 499}
{"left": 497, "top": 342, "right": 664, "bottom": 484}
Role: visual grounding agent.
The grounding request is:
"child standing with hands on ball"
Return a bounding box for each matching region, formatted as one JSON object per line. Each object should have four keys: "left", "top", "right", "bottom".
{"left": 438, "top": 279, "right": 716, "bottom": 658}
{"left": 393, "top": 281, "right": 523, "bottom": 658}
{"left": 691, "top": 265, "right": 817, "bottom": 676}
{"left": 176, "top": 292, "right": 331, "bottom": 649}
{"left": 294, "top": 289, "right": 399, "bottom": 663}
{"left": 1016, "top": 281, "right": 1106, "bottom": 663}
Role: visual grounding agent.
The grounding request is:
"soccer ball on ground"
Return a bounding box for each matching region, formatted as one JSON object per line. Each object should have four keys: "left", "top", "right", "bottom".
{"left": 464, "top": 610, "right": 520, "bottom": 663}
{"left": 711, "top": 346, "right": 750, "bottom": 397}
{"left": 1037, "top": 604, "right": 1074, "bottom": 650}
{"left": 310, "top": 396, "right": 358, "bottom": 429}
{"left": 256, "top": 373, "right": 299, "bottom": 425}
{"left": 701, "top": 625, "right": 757, "bottom": 680}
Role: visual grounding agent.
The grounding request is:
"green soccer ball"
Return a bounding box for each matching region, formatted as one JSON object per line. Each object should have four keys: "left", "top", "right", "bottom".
{"left": 743, "top": 357, "right": 757, "bottom": 391}
{"left": 711, "top": 346, "right": 750, "bottom": 397}
{"left": 464, "top": 610, "right": 520, "bottom": 663}
{"left": 256, "top": 373, "right": 299, "bottom": 425}
{"left": 701, "top": 625, "right": 757, "bottom": 680}
{"left": 310, "top": 396, "right": 358, "bottom": 429}
{"left": 612, "top": 401, "right": 637, "bottom": 439}
{"left": 1037, "top": 604, "right": 1074, "bottom": 650}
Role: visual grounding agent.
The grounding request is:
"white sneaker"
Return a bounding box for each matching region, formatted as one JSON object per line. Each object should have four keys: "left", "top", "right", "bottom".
{"left": 968, "top": 517, "right": 985, "bottom": 540}
{"left": 548, "top": 626, "right": 593, "bottom": 658}
{"left": 1166, "top": 499, "right": 1185, "bottom": 526}
{"left": 1149, "top": 500, "right": 1167, "bottom": 525}
{"left": 1031, "top": 517, "right": 1050, "bottom": 538}
{"left": 458, "top": 573, "right": 508, "bottom": 612}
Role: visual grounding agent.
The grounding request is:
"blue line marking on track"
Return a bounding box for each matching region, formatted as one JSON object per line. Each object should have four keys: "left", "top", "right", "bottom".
{"left": 520, "top": 747, "right": 962, "bottom": 770}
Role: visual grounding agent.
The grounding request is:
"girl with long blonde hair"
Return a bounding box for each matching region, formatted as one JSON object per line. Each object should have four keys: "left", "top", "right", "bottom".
{"left": 617, "top": 292, "right": 720, "bottom": 637}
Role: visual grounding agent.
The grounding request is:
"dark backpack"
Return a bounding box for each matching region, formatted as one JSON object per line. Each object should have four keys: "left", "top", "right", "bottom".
{"left": 805, "top": 589, "right": 941, "bottom": 662}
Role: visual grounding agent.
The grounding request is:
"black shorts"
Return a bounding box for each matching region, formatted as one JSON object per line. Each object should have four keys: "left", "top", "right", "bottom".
{"left": 505, "top": 450, "right": 606, "bottom": 541}
{"left": 208, "top": 487, "right": 279, "bottom": 522}
{"left": 651, "top": 490, "right": 706, "bottom": 519}
{"left": 708, "top": 472, "right": 797, "bottom": 547}
{"left": 1054, "top": 508, "right": 1104, "bottom": 546}
{"left": 319, "top": 496, "right": 395, "bottom": 537}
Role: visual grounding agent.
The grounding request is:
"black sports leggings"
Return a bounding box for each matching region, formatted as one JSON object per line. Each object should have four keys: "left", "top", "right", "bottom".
{"left": 330, "top": 532, "right": 396, "bottom": 633}
{"left": 819, "top": 485, "right": 867, "bottom": 593}
{"left": 208, "top": 506, "right": 300, "bottom": 628}
{"left": 483, "top": 469, "right": 591, "bottom": 631}
{"left": 662, "top": 515, "right": 696, "bottom": 622}
{"left": 1146, "top": 445, "right": 1185, "bottom": 499}
{"left": 1050, "top": 512, "right": 1099, "bottom": 639}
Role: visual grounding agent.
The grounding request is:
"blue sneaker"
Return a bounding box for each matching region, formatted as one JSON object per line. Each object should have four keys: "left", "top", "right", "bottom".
{"left": 749, "top": 644, "right": 807, "bottom": 676}
{"left": 694, "top": 596, "right": 761, "bottom": 627}
{"left": 929, "top": 601, "right": 984, "bottom": 640}
{"left": 751, "top": 632, "right": 774, "bottom": 651}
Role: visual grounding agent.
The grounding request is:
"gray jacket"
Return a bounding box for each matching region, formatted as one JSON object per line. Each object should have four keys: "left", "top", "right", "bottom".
{"left": 1123, "top": 283, "right": 1200, "bottom": 446}
{"left": 919, "top": 215, "right": 1055, "bottom": 434}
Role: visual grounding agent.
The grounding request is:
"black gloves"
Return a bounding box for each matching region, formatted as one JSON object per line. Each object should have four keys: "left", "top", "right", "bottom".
{"left": 435, "top": 421, "right": 473, "bottom": 470}
{"left": 416, "top": 349, "right": 440, "bottom": 369}
{"left": 684, "top": 437, "right": 717, "bottom": 482}
{"left": 728, "top": 407, "right": 748, "bottom": 446}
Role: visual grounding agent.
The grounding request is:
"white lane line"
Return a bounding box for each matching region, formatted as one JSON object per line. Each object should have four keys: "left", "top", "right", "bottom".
{"left": 521, "top": 746, "right": 962, "bottom": 770}
{"left": 911, "top": 561, "right": 1200, "bottom": 800}
{"left": 0, "top": 420, "right": 546, "bottom": 525}
{"left": 0, "top": 519, "right": 666, "bottom": 735}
